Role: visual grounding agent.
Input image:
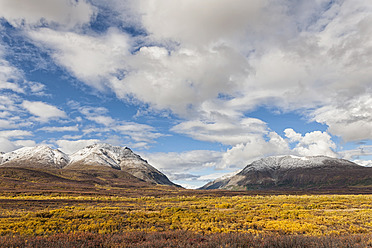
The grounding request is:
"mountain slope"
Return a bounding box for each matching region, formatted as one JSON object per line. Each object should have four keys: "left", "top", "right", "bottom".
{"left": 201, "top": 155, "right": 372, "bottom": 190}
{"left": 0, "top": 166, "right": 155, "bottom": 194}
{"left": 0, "top": 144, "right": 178, "bottom": 187}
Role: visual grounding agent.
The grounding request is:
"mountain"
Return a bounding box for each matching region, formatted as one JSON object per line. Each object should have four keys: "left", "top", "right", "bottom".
{"left": 201, "top": 155, "right": 372, "bottom": 190}
{"left": 0, "top": 144, "right": 178, "bottom": 187}
{"left": 67, "top": 143, "right": 177, "bottom": 186}
{"left": 0, "top": 146, "right": 69, "bottom": 169}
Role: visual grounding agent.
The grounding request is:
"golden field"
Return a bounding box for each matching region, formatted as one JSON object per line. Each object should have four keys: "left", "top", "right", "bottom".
{"left": 1, "top": 193, "right": 372, "bottom": 236}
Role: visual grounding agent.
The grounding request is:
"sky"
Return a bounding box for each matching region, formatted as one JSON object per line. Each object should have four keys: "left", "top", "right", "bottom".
{"left": 0, "top": 0, "right": 371, "bottom": 188}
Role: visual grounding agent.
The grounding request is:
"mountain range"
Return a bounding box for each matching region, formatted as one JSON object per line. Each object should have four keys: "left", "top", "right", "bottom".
{"left": 1, "top": 145, "right": 372, "bottom": 192}
{"left": 201, "top": 155, "right": 372, "bottom": 190}
{"left": 0, "top": 143, "right": 178, "bottom": 187}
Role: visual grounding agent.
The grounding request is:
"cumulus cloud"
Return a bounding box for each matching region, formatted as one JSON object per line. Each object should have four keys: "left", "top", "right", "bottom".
{"left": 219, "top": 132, "right": 290, "bottom": 169}
{"left": 136, "top": 0, "right": 286, "bottom": 45}
{"left": 120, "top": 45, "right": 250, "bottom": 116}
{"left": 27, "top": 28, "right": 130, "bottom": 89}
{"left": 1, "top": 0, "right": 371, "bottom": 173}
{"left": 284, "top": 128, "right": 337, "bottom": 157}
{"left": 311, "top": 94, "right": 372, "bottom": 142}
{"left": 0, "top": 0, "right": 96, "bottom": 28}
{"left": 19, "top": 0, "right": 372, "bottom": 146}
{"left": 22, "top": 100, "right": 67, "bottom": 122}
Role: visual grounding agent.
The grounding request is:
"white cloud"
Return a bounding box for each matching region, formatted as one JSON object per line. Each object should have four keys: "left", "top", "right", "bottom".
{"left": 28, "top": 28, "right": 130, "bottom": 89}
{"left": 77, "top": 105, "right": 164, "bottom": 145}
{"left": 353, "top": 160, "right": 372, "bottom": 167}
{"left": 0, "top": 82, "right": 24, "bottom": 93}
{"left": 78, "top": 106, "right": 113, "bottom": 124}
{"left": 56, "top": 139, "right": 100, "bottom": 154}
{"left": 311, "top": 94, "right": 372, "bottom": 142}
{"left": 13, "top": 139, "right": 36, "bottom": 148}
{"left": 198, "top": 170, "right": 240, "bottom": 182}
{"left": 339, "top": 145, "right": 372, "bottom": 161}
{"left": 172, "top": 117, "right": 268, "bottom": 145}
{"left": 115, "top": 122, "right": 164, "bottom": 143}
{"left": 136, "top": 0, "right": 286, "bottom": 45}
{"left": 25, "top": 81, "right": 47, "bottom": 96}
{"left": 39, "top": 125, "right": 79, "bottom": 132}
{"left": 143, "top": 150, "right": 223, "bottom": 173}
{"left": 22, "top": 100, "right": 67, "bottom": 122}
{"left": 1, "top": 0, "right": 371, "bottom": 176}
{"left": 0, "top": 137, "right": 16, "bottom": 152}
{"left": 284, "top": 128, "right": 302, "bottom": 142}
{"left": 0, "top": 45, "right": 47, "bottom": 97}
{"left": 142, "top": 149, "right": 226, "bottom": 187}
{"left": 117, "top": 45, "right": 250, "bottom": 116}
{"left": 0, "top": 0, "right": 96, "bottom": 28}
{"left": 21, "top": 0, "right": 371, "bottom": 146}
{"left": 220, "top": 132, "right": 290, "bottom": 169}
{"left": 0, "top": 119, "right": 15, "bottom": 129}
{"left": 285, "top": 128, "right": 337, "bottom": 157}
{"left": 0, "top": 130, "right": 33, "bottom": 138}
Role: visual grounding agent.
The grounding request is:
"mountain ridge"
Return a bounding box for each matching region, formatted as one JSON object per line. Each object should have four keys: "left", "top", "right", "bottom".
{"left": 201, "top": 155, "right": 372, "bottom": 190}
{"left": 0, "top": 143, "right": 178, "bottom": 187}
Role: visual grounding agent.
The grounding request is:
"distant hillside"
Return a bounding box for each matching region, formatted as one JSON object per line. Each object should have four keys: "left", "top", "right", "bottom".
{"left": 201, "top": 155, "right": 372, "bottom": 191}
{"left": 0, "top": 144, "right": 179, "bottom": 187}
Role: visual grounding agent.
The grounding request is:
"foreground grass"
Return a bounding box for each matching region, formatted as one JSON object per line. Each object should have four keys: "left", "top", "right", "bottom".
{"left": 1, "top": 194, "right": 372, "bottom": 236}
{"left": 1, "top": 231, "right": 372, "bottom": 248}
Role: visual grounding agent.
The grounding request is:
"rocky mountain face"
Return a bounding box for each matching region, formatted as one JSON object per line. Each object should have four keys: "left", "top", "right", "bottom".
{"left": 201, "top": 155, "right": 372, "bottom": 190}
{"left": 0, "top": 144, "right": 178, "bottom": 187}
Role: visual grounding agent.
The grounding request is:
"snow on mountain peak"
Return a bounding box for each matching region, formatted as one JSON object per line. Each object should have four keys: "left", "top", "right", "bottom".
{"left": 0, "top": 145, "right": 69, "bottom": 168}
{"left": 240, "top": 155, "right": 354, "bottom": 173}
{"left": 68, "top": 143, "right": 146, "bottom": 169}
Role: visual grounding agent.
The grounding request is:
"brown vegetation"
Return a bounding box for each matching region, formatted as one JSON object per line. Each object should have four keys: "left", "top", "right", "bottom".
{"left": 1, "top": 231, "right": 372, "bottom": 248}
{"left": 1, "top": 166, "right": 372, "bottom": 247}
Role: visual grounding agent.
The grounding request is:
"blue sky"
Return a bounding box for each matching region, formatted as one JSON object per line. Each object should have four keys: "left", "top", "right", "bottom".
{"left": 0, "top": 0, "right": 371, "bottom": 188}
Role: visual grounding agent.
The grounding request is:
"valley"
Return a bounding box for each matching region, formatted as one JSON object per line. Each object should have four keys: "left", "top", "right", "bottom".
{"left": 1, "top": 144, "right": 372, "bottom": 247}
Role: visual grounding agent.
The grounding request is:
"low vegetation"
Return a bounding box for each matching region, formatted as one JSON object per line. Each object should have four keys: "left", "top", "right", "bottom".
{"left": 1, "top": 231, "right": 372, "bottom": 248}
{"left": 2, "top": 194, "right": 371, "bottom": 236}
{"left": 1, "top": 167, "right": 372, "bottom": 247}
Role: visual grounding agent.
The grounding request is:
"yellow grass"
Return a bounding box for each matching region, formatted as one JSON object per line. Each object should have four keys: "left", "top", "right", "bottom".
{"left": 0, "top": 194, "right": 372, "bottom": 236}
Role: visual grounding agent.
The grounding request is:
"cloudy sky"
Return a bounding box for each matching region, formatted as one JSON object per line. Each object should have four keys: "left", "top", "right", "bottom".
{"left": 0, "top": 0, "right": 371, "bottom": 188}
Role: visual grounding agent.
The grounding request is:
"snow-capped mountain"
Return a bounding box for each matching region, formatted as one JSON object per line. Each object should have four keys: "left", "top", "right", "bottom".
{"left": 239, "top": 155, "right": 356, "bottom": 173}
{"left": 67, "top": 143, "right": 177, "bottom": 186}
{"left": 201, "top": 155, "right": 372, "bottom": 190}
{"left": 0, "top": 144, "right": 178, "bottom": 186}
{"left": 0, "top": 146, "right": 69, "bottom": 169}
